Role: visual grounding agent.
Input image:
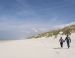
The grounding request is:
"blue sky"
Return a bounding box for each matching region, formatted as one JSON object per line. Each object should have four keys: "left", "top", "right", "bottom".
{"left": 0, "top": 0, "right": 75, "bottom": 40}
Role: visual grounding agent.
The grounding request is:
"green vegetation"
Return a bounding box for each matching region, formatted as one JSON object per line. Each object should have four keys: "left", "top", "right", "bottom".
{"left": 30, "top": 24, "right": 75, "bottom": 39}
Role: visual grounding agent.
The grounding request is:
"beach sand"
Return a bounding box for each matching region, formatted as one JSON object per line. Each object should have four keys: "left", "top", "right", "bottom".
{"left": 0, "top": 33, "right": 75, "bottom": 58}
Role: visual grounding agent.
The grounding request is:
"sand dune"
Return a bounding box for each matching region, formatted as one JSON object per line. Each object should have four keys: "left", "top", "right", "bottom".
{"left": 0, "top": 33, "right": 75, "bottom": 58}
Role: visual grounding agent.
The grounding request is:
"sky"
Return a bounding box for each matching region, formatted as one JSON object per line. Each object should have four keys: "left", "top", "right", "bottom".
{"left": 0, "top": 0, "right": 75, "bottom": 40}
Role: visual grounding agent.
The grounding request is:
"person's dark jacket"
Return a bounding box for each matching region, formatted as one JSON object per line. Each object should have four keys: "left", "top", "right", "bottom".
{"left": 65, "top": 37, "right": 71, "bottom": 43}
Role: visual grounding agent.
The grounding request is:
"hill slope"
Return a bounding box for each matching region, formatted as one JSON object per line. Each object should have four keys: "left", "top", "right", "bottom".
{"left": 29, "top": 24, "right": 75, "bottom": 38}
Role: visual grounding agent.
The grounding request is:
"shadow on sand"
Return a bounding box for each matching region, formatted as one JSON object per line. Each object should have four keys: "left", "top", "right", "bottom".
{"left": 53, "top": 47, "right": 69, "bottom": 49}
{"left": 53, "top": 47, "right": 62, "bottom": 49}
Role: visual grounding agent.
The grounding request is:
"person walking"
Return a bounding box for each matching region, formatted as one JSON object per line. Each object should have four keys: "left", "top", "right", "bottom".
{"left": 59, "top": 37, "right": 64, "bottom": 48}
{"left": 65, "top": 35, "right": 71, "bottom": 48}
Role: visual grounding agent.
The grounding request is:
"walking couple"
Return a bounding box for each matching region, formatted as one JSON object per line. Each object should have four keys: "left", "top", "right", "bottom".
{"left": 59, "top": 35, "right": 71, "bottom": 48}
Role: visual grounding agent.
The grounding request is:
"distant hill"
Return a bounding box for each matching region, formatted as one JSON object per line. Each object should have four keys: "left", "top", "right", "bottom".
{"left": 29, "top": 24, "right": 75, "bottom": 39}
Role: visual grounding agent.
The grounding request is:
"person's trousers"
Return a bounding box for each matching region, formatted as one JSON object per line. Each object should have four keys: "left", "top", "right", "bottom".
{"left": 67, "top": 42, "right": 70, "bottom": 48}
{"left": 60, "top": 42, "right": 63, "bottom": 48}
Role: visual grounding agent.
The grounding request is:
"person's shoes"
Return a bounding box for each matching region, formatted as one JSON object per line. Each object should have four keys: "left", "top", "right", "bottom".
{"left": 68, "top": 46, "right": 70, "bottom": 49}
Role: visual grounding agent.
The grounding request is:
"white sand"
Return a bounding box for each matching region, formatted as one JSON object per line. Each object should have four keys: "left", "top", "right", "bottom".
{"left": 0, "top": 33, "right": 75, "bottom": 58}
